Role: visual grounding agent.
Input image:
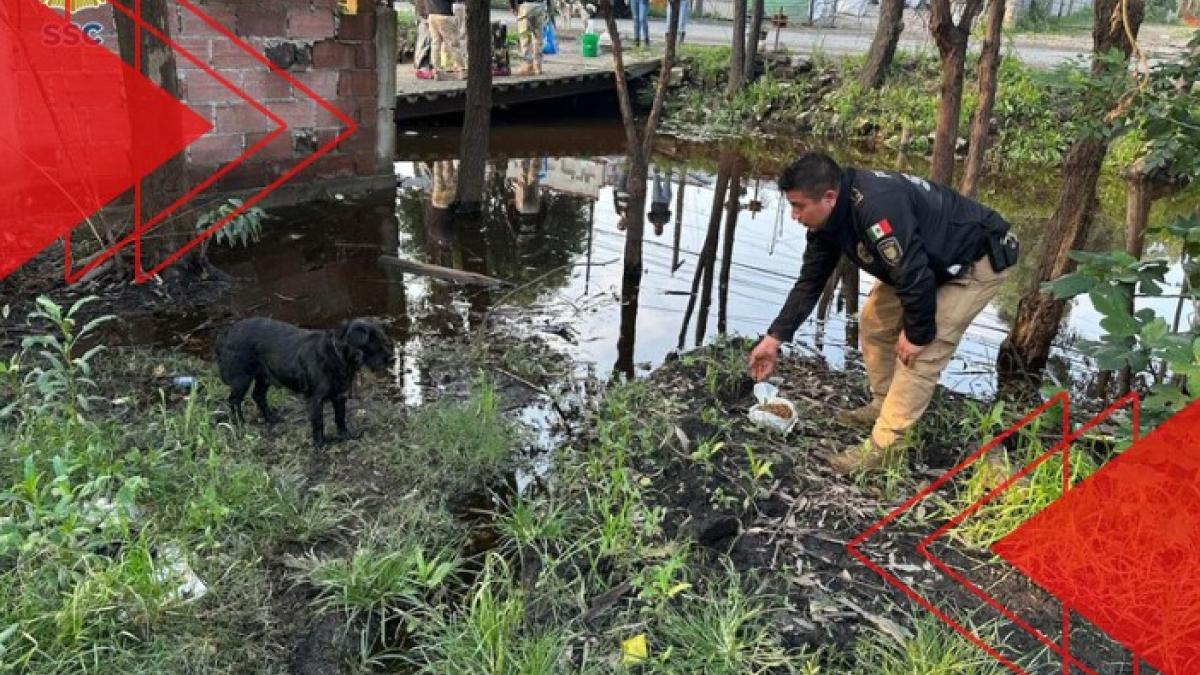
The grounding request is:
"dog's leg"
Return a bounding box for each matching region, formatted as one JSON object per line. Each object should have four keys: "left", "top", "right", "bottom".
{"left": 227, "top": 376, "right": 252, "bottom": 427}
{"left": 252, "top": 375, "right": 283, "bottom": 424}
{"left": 333, "top": 396, "right": 356, "bottom": 442}
{"left": 308, "top": 395, "right": 328, "bottom": 448}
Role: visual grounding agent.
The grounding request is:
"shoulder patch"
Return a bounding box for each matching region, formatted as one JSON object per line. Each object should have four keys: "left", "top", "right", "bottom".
{"left": 856, "top": 241, "right": 874, "bottom": 264}
{"left": 866, "top": 218, "right": 893, "bottom": 242}
{"left": 850, "top": 187, "right": 865, "bottom": 206}
{"left": 878, "top": 237, "right": 903, "bottom": 266}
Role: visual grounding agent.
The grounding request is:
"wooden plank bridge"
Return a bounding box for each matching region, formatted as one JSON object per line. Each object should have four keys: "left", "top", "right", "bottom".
{"left": 394, "top": 49, "right": 661, "bottom": 121}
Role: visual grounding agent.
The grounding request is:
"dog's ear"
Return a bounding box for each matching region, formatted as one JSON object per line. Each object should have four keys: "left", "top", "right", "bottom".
{"left": 345, "top": 321, "right": 371, "bottom": 349}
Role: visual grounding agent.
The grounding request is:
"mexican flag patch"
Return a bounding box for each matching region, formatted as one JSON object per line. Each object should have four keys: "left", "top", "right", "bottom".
{"left": 867, "top": 219, "right": 893, "bottom": 242}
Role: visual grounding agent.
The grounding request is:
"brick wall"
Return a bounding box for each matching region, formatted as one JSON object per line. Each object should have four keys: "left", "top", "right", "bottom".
{"left": 73, "top": 0, "right": 382, "bottom": 193}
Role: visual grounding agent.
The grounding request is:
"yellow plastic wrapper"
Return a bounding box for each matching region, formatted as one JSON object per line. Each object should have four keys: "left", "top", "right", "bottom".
{"left": 621, "top": 633, "right": 648, "bottom": 665}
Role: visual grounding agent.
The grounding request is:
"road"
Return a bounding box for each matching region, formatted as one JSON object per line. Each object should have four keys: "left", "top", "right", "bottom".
{"left": 564, "top": 16, "right": 1184, "bottom": 68}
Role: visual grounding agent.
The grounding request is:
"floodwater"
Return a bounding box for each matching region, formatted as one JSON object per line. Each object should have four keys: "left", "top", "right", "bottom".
{"left": 184, "top": 118, "right": 1195, "bottom": 401}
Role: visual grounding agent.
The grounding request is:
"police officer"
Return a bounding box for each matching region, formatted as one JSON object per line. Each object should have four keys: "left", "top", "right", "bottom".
{"left": 747, "top": 152, "right": 1019, "bottom": 474}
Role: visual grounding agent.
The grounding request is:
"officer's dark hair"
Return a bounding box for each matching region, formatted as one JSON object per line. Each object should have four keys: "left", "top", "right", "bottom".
{"left": 777, "top": 152, "right": 843, "bottom": 199}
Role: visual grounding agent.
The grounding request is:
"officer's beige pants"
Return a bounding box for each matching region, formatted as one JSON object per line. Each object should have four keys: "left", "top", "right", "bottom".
{"left": 428, "top": 14, "right": 463, "bottom": 72}
{"left": 860, "top": 256, "right": 1009, "bottom": 448}
{"left": 517, "top": 2, "right": 546, "bottom": 67}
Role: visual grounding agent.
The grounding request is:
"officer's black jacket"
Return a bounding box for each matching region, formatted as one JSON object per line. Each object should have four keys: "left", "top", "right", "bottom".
{"left": 767, "top": 168, "right": 1010, "bottom": 347}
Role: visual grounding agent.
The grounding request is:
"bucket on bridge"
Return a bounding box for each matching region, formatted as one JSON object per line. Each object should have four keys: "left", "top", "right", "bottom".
{"left": 581, "top": 32, "right": 600, "bottom": 58}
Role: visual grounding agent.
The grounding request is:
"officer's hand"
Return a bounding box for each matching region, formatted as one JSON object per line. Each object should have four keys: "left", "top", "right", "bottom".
{"left": 895, "top": 331, "right": 925, "bottom": 367}
{"left": 748, "top": 335, "right": 781, "bottom": 382}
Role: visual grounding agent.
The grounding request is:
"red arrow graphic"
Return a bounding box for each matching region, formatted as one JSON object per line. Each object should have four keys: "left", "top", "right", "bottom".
{"left": 994, "top": 397, "right": 1198, "bottom": 674}
{"left": 0, "top": 0, "right": 212, "bottom": 281}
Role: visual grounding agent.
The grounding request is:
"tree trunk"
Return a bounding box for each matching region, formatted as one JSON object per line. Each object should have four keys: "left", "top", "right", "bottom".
{"left": 717, "top": 165, "right": 744, "bottom": 334}
{"left": 960, "top": 0, "right": 1006, "bottom": 197}
{"left": 1117, "top": 161, "right": 1181, "bottom": 393}
{"left": 860, "top": 0, "right": 906, "bottom": 90}
{"left": 929, "top": 0, "right": 985, "bottom": 185}
{"left": 671, "top": 168, "right": 686, "bottom": 272}
{"left": 996, "top": 0, "right": 1145, "bottom": 385}
{"left": 728, "top": 0, "right": 748, "bottom": 95}
{"left": 678, "top": 156, "right": 730, "bottom": 349}
{"left": 604, "top": 0, "right": 682, "bottom": 369}
{"left": 456, "top": 0, "right": 492, "bottom": 211}
{"left": 113, "top": 0, "right": 190, "bottom": 278}
{"left": 743, "top": 0, "right": 765, "bottom": 84}
{"left": 693, "top": 154, "right": 733, "bottom": 345}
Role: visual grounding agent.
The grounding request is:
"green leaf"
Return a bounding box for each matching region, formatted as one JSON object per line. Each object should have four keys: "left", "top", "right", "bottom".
{"left": 1140, "top": 318, "right": 1169, "bottom": 345}
{"left": 80, "top": 315, "right": 117, "bottom": 337}
{"left": 1101, "top": 313, "right": 1139, "bottom": 339}
{"left": 1046, "top": 273, "right": 1096, "bottom": 298}
{"left": 66, "top": 295, "right": 99, "bottom": 318}
{"left": 1144, "top": 385, "right": 1192, "bottom": 417}
{"left": 1089, "top": 285, "right": 1130, "bottom": 319}
{"left": 1092, "top": 346, "right": 1129, "bottom": 370}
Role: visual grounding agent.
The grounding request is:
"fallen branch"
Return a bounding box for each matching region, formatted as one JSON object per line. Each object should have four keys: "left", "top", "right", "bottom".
{"left": 377, "top": 255, "right": 513, "bottom": 289}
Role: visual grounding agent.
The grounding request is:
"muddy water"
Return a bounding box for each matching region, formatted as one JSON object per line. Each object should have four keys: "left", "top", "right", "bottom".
{"left": 182, "top": 119, "right": 1195, "bottom": 400}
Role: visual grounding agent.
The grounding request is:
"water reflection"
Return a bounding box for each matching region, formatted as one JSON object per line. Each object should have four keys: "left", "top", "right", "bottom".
{"left": 182, "top": 122, "right": 1195, "bottom": 400}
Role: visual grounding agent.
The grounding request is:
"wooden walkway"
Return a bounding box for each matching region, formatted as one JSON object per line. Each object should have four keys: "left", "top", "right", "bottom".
{"left": 394, "top": 48, "right": 661, "bottom": 121}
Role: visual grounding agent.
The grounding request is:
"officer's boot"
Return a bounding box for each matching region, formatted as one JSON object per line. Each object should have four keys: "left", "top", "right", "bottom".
{"left": 834, "top": 397, "right": 883, "bottom": 431}
{"left": 828, "top": 438, "right": 894, "bottom": 475}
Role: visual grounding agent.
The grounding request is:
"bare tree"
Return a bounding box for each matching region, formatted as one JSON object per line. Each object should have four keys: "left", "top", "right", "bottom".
{"left": 929, "top": 0, "right": 987, "bottom": 184}
{"left": 679, "top": 150, "right": 732, "bottom": 348}
{"left": 728, "top": 0, "right": 748, "bottom": 95}
{"left": 743, "top": 0, "right": 765, "bottom": 83}
{"left": 716, "top": 161, "right": 744, "bottom": 335}
{"left": 960, "top": 0, "right": 1006, "bottom": 197}
{"left": 860, "top": 0, "right": 906, "bottom": 89}
{"left": 113, "top": 0, "right": 191, "bottom": 278}
{"left": 603, "top": 0, "right": 683, "bottom": 369}
{"left": 456, "top": 0, "right": 492, "bottom": 211}
{"left": 996, "top": 0, "right": 1145, "bottom": 384}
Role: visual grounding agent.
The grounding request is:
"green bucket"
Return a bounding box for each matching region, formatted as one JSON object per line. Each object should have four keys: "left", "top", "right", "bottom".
{"left": 581, "top": 32, "right": 599, "bottom": 58}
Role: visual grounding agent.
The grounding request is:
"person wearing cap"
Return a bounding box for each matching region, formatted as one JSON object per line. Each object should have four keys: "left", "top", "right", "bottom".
{"left": 747, "top": 152, "right": 1020, "bottom": 474}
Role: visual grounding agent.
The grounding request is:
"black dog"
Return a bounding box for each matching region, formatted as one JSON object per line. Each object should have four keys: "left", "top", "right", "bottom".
{"left": 214, "top": 317, "right": 394, "bottom": 447}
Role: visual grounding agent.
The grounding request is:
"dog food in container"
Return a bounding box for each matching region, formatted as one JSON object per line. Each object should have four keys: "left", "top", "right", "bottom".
{"left": 748, "top": 382, "right": 797, "bottom": 433}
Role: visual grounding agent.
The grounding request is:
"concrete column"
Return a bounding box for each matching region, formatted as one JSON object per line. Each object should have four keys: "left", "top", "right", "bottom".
{"left": 375, "top": 4, "right": 398, "bottom": 174}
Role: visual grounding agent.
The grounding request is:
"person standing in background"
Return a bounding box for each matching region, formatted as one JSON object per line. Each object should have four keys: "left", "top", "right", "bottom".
{"left": 428, "top": 0, "right": 464, "bottom": 79}
{"left": 630, "top": 0, "right": 650, "bottom": 46}
{"left": 511, "top": 0, "right": 546, "bottom": 75}
{"left": 665, "top": 0, "right": 688, "bottom": 42}
{"left": 412, "top": 0, "right": 434, "bottom": 79}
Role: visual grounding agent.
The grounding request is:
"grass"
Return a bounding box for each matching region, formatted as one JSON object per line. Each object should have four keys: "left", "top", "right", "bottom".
{"left": 651, "top": 573, "right": 796, "bottom": 674}
{"left": 939, "top": 402, "right": 1099, "bottom": 550}
{"left": 853, "top": 614, "right": 1012, "bottom": 675}
{"left": 0, "top": 299, "right": 1045, "bottom": 673}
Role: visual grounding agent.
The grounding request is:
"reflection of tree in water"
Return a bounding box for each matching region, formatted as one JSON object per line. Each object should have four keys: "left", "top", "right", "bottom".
{"left": 396, "top": 159, "right": 594, "bottom": 307}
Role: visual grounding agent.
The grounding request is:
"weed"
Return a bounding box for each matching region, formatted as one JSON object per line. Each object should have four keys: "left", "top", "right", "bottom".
{"left": 400, "top": 371, "right": 519, "bottom": 489}
{"left": 690, "top": 437, "right": 726, "bottom": 467}
{"left": 852, "top": 614, "right": 1011, "bottom": 675}
{"left": 948, "top": 422, "right": 1099, "bottom": 549}
{"left": 744, "top": 443, "right": 774, "bottom": 482}
{"left": 410, "top": 555, "right": 567, "bottom": 674}
{"left": 652, "top": 571, "right": 791, "bottom": 674}
{"left": 18, "top": 295, "right": 114, "bottom": 419}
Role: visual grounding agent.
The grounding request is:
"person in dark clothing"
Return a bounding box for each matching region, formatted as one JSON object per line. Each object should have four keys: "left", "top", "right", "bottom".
{"left": 648, "top": 168, "right": 672, "bottom": 236}
{"left": 747, "top": 152, "right": 1020, "bottom": 474}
